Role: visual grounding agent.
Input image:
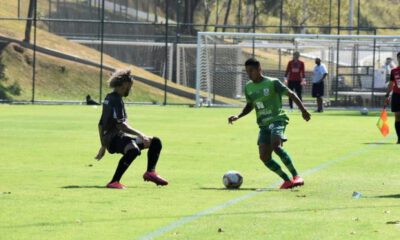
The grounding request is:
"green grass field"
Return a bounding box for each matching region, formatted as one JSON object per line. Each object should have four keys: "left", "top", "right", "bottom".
{"left": 1, "top": 105, "right": 400, "bottom": 240}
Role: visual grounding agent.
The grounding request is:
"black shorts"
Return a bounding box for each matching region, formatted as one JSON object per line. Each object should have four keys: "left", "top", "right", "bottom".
{"left": 108, "top": 135, "right": 144, "bottom": 154}
{"left": 288, "top": 81, "right": 302, "bottom": 93}
{"left": 312, "top": 81, "right": 324, "bottom": 97}
{"left": 391, "top": 92, "right": 400, "bottom": 112}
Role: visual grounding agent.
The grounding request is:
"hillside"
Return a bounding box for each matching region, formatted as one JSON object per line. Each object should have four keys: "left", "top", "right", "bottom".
{"left": 192, "top": 0, "right": 400, "bottom": 35}
{"left": 0, "top": 42, "right": 194, "bottom": 103}
{"left": 0, "top": 1, "right": 240, "bottom": 104}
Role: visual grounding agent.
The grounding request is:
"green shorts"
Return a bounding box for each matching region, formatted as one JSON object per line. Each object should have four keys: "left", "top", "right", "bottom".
{"left": 258, "top": 122, "right": 287, "bottom": 145}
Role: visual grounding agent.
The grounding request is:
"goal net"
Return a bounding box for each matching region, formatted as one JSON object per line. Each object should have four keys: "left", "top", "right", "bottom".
{"left": 195, "top": 32, "right": 400, "bottom": 107}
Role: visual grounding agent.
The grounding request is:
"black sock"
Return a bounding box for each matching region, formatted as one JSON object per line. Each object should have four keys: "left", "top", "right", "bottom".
{"left": 111, "top": 149, "right": 139, "bottom": 183}
{"left": 147, "top": 137, "right": 162, "bottom": 172}
{"left": 396, "top": 121, "right": 400, "bottom": 143}
{"left": 289, "top": 98, "right": 293, "bottom": 109}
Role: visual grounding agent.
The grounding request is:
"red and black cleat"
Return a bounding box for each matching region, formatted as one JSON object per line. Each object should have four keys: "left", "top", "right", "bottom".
{"left": 292, "top": 176, "right": 304, "bottom": 187}
{"left": 143, "top": 171, "right": 169, "bottom": 186}
{"left": 106, "top": 181, "right": 126, "bottom": 189}
{"left": 279, "top": 180, "right": 294, "bottom": 189}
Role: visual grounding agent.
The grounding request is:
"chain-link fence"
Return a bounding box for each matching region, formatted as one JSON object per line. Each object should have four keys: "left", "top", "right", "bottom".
{"left": 1, "top": 0, "right": 400, "bottom": 106}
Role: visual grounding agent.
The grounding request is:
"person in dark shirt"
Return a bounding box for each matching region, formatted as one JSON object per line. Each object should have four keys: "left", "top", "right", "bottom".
{"left": 284, "top": 51, "right": 306, "bottom": 110}
{"left": 95, "top": 69, "right": 168, "bottom": 189}
{"left": 86, "top": 95, "right": 100, "bottom": 105}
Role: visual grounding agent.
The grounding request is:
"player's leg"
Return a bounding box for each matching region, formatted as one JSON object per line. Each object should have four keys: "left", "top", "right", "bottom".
{"left": 271, "top": 123, "right": 304, "bottom": 187}
{"left": 317, "top": 81, "right": 324, "bottom": 112}
{"left": 258, "top": 130, "right": 292, "bottom": 189}
{"left": 141, "top": 136, "right": 168, "bottom": 185}
{"left": 391, "top": 93, "right": 400, "bottom": 143}
{"left": 395, "top": 112, "right": 400, "bottom": 144}
{"left": 295, "top": 81, "right": 303, "bottom": 101}
{"left": 108, "top": 137, "right": 141, "bottom": 189}
{"left": 317, "top": 97, "right": 323, "bottom": 112}
{"left": 288, "top": 81, "right": 295, "bottom": 109}
{"left": 312, "top": 83, "right": 318, "bottom": 112}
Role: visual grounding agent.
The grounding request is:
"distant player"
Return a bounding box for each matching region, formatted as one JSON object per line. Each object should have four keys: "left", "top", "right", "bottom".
{"left": 95, "top": 69, "right": 168, "bottom": 189}
{"left": 228, "top": 58, "right": 311, "bottom": 189}
{"left": 284, "top": 51, "right": 306, "bottom": 110}
{"left": 311, "top": 58, "right": 328, "bottom": 112}
{"left": 382, "top": 57, "right": 396, "bottom": 83}
{"left": 385, "top": 52, "right": 400, "bottom": 144}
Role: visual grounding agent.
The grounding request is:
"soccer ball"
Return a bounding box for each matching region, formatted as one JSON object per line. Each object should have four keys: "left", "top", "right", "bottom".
{"left": 360, "top": 107, "right": 369, "bottom": 115}
{"left": 223, "top": 171, "right": 243, "bottom": 189}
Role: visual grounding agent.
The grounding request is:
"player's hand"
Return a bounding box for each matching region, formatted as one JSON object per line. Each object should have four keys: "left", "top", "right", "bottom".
{"left": 284, "top": 77, "right": 288, "bottom": 85}
{"left": 228, "top": 115, "right": 239, "bottom": 124}
{"left": 95, "top": 146, "right": 106, "bottom": 161}
{"left": 301, "top": 110, "right": 311, "bottom": 122}
{"left": 301, "top": 79, "right": 307, "bottom": 86}
{"left": 139, "top": 135, "right": 151, "bottom": 146}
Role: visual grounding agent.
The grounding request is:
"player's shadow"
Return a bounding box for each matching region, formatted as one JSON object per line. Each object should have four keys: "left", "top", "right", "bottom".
{"left": 362, "top": 142, "right": 394, "bottom": 145}
{"left": 372, "top": 194, "right": 400, "bottom": 199}
{"left": 199, "top": 187, "right": 279, "bottom": 192}
{"left": 61, "top": 185, "right": 106, "bottom": 189}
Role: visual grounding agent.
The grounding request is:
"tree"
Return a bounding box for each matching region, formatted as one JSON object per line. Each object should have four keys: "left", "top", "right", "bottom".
{"left": 24, "top": 0, "right": 36, "bottom": 43}
{"left": 202, "top": 0, "right": 212, "bottom": 31}
{"left": 182, "top": 0, "right": 201, "bottom": 34}
{"left": 222, "top": 0, "right": 232, "bottom": 32}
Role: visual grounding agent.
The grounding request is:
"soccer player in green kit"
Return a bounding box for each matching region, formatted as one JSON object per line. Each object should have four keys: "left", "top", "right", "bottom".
{"left": 228, "top": 58, "right": 311, "bottom": 189}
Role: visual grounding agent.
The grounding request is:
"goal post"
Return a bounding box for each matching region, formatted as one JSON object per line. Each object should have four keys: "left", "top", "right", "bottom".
{"left": 195, "top": 32, "right": 400, "bottom": 107}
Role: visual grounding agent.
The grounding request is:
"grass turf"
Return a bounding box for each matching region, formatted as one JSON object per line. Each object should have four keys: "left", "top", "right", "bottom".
{"left": 0, "top": 105, "right": 400, "bottom": 240}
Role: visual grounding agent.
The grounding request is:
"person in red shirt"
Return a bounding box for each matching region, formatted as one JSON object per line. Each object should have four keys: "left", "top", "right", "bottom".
{"left": 385, "top": 52, "right": 400, "bottom": 144}
{"left": 285, "top": 51, "right": 306, "bottom": 110}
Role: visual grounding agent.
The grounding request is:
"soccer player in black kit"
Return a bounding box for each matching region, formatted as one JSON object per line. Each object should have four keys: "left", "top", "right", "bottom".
{"left": 95, "top": 69, "right": 168, "bottom": 189}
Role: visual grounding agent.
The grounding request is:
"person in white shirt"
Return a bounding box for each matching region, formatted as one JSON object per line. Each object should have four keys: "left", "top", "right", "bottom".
{"left": 382, "top": 57, "right": 396, "bottom": 83}
{"left": 312, "top": 58, "right": 328, "bottom": 112}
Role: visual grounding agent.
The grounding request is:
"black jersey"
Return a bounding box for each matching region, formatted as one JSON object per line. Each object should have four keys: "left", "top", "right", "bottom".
{"left": 98, "top": 92, "right": 127, "bottom": 147}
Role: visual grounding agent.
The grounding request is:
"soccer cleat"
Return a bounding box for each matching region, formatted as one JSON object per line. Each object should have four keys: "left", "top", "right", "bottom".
{"left": 106, "top": 181, "right": 126, "bottom": 189}
{"left": 279, "top": 180, "right": 294, "bottom": 189}
{"left": 143, "top": 171, "right": 168, "bottom": 186}
{"left": 292, "top": 176, "right": 304, "bottom": 187}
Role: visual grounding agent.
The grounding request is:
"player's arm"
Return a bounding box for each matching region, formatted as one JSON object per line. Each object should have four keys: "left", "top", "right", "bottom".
{"left": 95, "top": 124, "right": 106, "bottom": 161}
{"left": 116, "top": 122, "right": 151, "bottom": 145}
{"left": 116, "top": 122, "right": 145, "bottom": 137}
{"left": 228, "top": 103, "right": 253, "bottom": 124}
{"left": 384, "top": 78, "right": 394, "bottom": 107}
{"left": 301, "top": 62, "right": 306, "bottom": 85}
{"left": 320, "top": 73, "right": 328, "bottom": 82}
{"left": 287, "top": 90, "right": 311, "bottom": 121}
{"left": 284, "top": 62, "right": 290, "bottom": 84}
{"left": 301, "top": 62, "right": 306, "bottom": 79}
{"left": 97, "top": 124, "right": 105, "bottom": 147}
{"left": 284, "top": 62, "right": 290, "bottom": 78}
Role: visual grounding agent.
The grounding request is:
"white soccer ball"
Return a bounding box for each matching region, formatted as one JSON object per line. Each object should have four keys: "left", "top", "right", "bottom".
{"left": 223, "top": 171, "right": 243, "bottom": 189}
{"left": 360, "top": 107, "right": 369, "bottom": 116}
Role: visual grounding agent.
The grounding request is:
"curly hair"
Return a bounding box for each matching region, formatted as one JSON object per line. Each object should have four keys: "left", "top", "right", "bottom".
{"left": 108, "top": 69, "right": 133, "bottom": 88}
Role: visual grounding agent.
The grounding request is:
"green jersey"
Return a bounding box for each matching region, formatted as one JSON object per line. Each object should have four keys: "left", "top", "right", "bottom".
{"left": 244, "top": 76, "right": 289, "bottom": 128}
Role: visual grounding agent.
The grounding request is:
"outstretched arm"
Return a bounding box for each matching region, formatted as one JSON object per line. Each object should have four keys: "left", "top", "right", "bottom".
{"left": 228, "top": 103, "right": 254, "bottom": 124}
{"left": 287, "top": 90, "right": 311, "bottom": 121}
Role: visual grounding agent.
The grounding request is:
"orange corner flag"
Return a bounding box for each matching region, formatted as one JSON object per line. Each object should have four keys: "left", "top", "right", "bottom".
{"left": 376, "top": 108, "right": 389, "bottom": 137}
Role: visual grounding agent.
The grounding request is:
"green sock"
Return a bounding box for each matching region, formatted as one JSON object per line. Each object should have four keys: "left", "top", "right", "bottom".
{"left": 263, "top": 159, "right": 290, "bottom": 181}
{"left": 275, "top": 147, "right": 298, "bottom": 177}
